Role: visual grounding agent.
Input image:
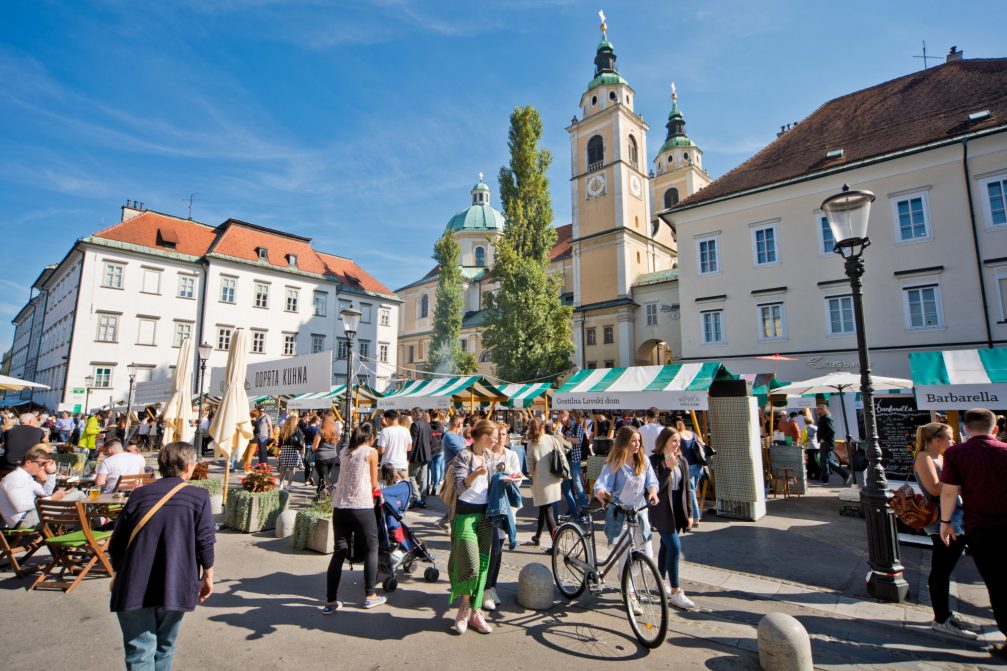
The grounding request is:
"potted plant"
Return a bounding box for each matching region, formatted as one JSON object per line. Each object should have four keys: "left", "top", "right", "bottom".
{"left": 187, "top": 461, "right": 225, "bottom": 522}
{"left": 224, "top": 464, "right": 289, "bottom": 533}
{"left": 292, "top": 493, "right": 335, "bottom": 553}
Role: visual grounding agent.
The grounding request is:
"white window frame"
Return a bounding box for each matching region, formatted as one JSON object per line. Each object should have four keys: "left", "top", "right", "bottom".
{"left": 358, "top": 340, "right": 370, "bottom": 358}
{"left": 251, "top": 330, "right": 266, "bottom": 354}
{"left": 283, "top": 333, "right": 297, "bottom": 356}
{"left": 750, "top": 222, "right": 780, "bottom": 267}
{"left": 136, "top": 318, "right": 157, "bottom": 346}
{"left": 102, "top": 263, "right": 124, "bottom": 289}
{"left": 586, "top": 328, "right": 596, "bottom": 346}
{"left": 757, "top": 302, "right": 787, "bottom": 341}
{"left": 602, "top": 325, "right": 614, "bottom": 344}
{"left": 216, "top": 327, "right": 233, "bottom": 350}
{"left": 696, "top": 234, "right": 720, "bottom": 275}
{"left": 994, "top": 267, "right": 1007, "bottom": 322}
{"left": 379, "top": 307, "right": 390, "bottom": 327}
{"left": 220, "top": 277, "right": 236, "bottom": 304}
{"left": 254, "top": 282, "right": 270, "bottom": 309}
{"left": 902, "top": 283, "right": 944, "bottom": 330}
{"left": 96, "top": 314, "right": 118, "bottom": 343}
{"left": 824, "top": 295, "right": 855, "bottom": 336}
{"left": 645, "top": 303, "right": 658, "bottom": 327}
{"left": 701, "top": 309, "right": 725, "bottom": 345}
{"left": 890, "top": 190, "right": 933, "bottom": 244}
{"left": 173, "top": 322, "right": 192, "bottom": 348}
{"left": 177, "top": 275, "right": 196, "bottom": 299}
{"left": 980, "top": 173, "right": 1007, "bottom": 229}
{"left": 816, "top": 212, "right": 836, "bottom": 256}
{"left": 379, "top": 343, "right": 389, "bottom": 363}
{"left": 285, "top": 287, "right": 299, "bottom": 313}
{"left": 93, "top": 366, "right": 112, "bottom": 388}
{"left": 313, "top": 291, "right": 327, "bottom": 317}
{"left": 310, "top": 334, "right": 325, "bottom": 354}
{"left": 141, "top": 268, "right": 161, "bottom": 295}
{"left": 337, "top": 338, "right": 350, "bottom": 360}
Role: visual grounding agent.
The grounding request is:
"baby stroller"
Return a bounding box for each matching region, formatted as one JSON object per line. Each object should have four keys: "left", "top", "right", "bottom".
{"left": 377, "top": 480, "right": 440, "bottom": 592}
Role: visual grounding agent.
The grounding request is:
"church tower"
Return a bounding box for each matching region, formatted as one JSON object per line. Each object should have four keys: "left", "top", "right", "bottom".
{"left": 567, "top": 13, "right": 673, "bottom": 369}
{"left": 651, "top": 84, "right": 712, "bottom": 213}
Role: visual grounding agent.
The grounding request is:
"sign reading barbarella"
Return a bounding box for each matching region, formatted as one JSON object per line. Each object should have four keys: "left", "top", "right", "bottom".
{"left": 209, "top": 350, "right": 333, "bottom": 399}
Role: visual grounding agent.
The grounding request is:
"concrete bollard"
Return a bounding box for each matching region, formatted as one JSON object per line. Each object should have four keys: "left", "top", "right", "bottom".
{"left": 757, "top": 612, "right": 813, "bottom": 671}
{"left": 274, "top": 509, "right": 298, "bottom": 538}
{"left": 517, "top": 562, "right": 555, "bottom": 610}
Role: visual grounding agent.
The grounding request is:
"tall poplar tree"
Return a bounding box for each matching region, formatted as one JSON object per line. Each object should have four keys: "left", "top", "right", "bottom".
{"left": 483, "top": 106, "right": 574, "bottom": 382}
{"left": 428, "top": 231, "right": 478, "bottom": 375}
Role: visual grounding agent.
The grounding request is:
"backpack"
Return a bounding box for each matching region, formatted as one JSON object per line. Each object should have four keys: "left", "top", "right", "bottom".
{"left": 549, "top": 436, "right": 571, "bottom": 480}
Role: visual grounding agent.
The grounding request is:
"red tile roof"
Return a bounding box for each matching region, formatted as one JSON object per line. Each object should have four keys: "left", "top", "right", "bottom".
{"left": 551, "top": 224, "right": 573, "bottom": 261}
{"left": 93, "top": 210, "right": 218, "bottom": 257}
{"left": 316, "top": 251, "right": 394, "bottom": 295}
{"left": 676, "top": 58, "right": 1007, "bottom": 209}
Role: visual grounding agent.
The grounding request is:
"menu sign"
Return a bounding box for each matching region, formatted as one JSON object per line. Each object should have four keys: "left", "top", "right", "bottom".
{"left": 858, "top": 397, "right": 930, "bottom": 481}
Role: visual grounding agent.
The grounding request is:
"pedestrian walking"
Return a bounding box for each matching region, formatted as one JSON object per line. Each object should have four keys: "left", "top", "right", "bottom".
{"left": 276, "top": 414, "right": 305, "bottom": 490}
{"left": 913, "top": 422, "right": 979, "bottom": 639}
{"left": 637, "top": 407, "right": 664, "bottom": 457}
{"left": 426, "top": 410, "right": 445, "bottom": 496}
{"left": 312, "top": 415, "right": 342, "bottom": 495}
{"left": 650, "top": 427, "right": 696, "bottom": 610}
{"left": 559, "top": 409, "right": 587, "bottom": 516}
{"left": 436, "top": 413, "right": 465, "bottom": 530}
{"left": 408, "top": 408, "right": 432, "bottom": 508}
{"left": 447, "top": 418, "right": 497, "bottom": 634}
{"left": 940, "top": 408, "right": 1007, "bottom": 659}
{"left": 481, "top": 422, "right": 521, "bottom": 611}
{"left": 109, "top": 441, "right": 215, "bottom": 671}
{"left": 323, "top": 422, "right": 384, "bottom": 613}
{"left": 525, "top": 417, "right": 564, "bottom": 549}
{"left": 248, "top": 406, "right": 273, "bottom": 470}
{"left": 674, "top": 417, "right": 706, "bottom": 526}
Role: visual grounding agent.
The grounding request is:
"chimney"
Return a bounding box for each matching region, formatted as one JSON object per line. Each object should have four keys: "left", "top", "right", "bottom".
{"left": 946, "top": 46, "right": 963, "bottom": 63}
{"left": 121, "top": 198, "right": 143, "bottom": 222}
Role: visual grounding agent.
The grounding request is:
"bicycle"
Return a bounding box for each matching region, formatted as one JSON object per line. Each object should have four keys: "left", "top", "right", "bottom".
{"left": 551, "top": 499, "right": 668, "bottom": 648}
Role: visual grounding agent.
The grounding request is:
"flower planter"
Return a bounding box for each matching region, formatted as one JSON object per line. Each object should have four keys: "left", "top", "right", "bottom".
{"left": 307, "top": 517, "right": 334, "bottom": 554}
{"left": 292, "top": 508, "right": 333, "bottom": 553}
{"left": 187, "top": 479, "right": 226, "bottom": 524}
{"left": 225, "top": 489, "right": 289, "bottom": 533}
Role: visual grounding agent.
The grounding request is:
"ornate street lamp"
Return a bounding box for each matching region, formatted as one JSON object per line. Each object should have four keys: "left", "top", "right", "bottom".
{"left": 196, "top": 341, "right": 213, "bottom": 455}
{"left": 83, "top": 374, "right": 94, "bottom": 415}
{"left": 821, "top": 184, "right": 909, "bottom": 602}
{"left": 124, "top": 363, "right": 138, "bottom": 435}
{"left": 339, "top": 308, "right": 362, "bottom": 445}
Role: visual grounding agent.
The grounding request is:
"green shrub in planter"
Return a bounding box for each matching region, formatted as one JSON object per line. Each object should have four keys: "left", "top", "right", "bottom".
{"left": 225, "top": 489, "right": 290, "bottom": 533}
{"left": 187, "top": 477, "right": 224, "bottom": 496}
{"left": 292, "top": 493, "right": 333, "bottom": 550}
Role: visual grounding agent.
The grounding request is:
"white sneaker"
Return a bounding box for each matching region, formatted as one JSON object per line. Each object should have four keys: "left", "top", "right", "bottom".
{"left": 948, "top": 612, "right": 983, "bottom": 633}
{"left": 931, "top": 617, "right": 978, "bottom": 640}
{"left": 628, "top": 594, "right": 643, "bottom": 616}
{"left": 669, "top": 590, "right": 695, "bottom": 610}
{"left": 482, "top": 588, "right": 497, "bottom": 611}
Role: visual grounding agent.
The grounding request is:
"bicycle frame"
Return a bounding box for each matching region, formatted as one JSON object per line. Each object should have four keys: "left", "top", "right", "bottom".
{"left": 564, "top": 506, "right": 643, "bottom": 585}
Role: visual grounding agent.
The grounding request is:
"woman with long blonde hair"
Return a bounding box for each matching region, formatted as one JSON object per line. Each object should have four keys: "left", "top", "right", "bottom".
{"left": 277, "top": 413, "right": 305, "bottom": 489}
{"left": 593, "top": 425, "right": 659, "bottom": 615}
{"left": 913, "top": 422, "right": 977, "bottom": 639}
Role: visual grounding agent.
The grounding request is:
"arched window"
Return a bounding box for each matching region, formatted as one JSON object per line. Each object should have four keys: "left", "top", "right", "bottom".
{"left": 419, "top": 294, "right": 429, "bottom": 319}
{"left": 628, "top": 135, "right": 639, "bottom": 165}
{"left": 587, "top": 135, "right": 604, "bottom": 168}
{"left": 474, "top": 246, "right": 485, "bottom": 267}
{"left": 663, "top": 187, "right": 680, "bottom": 209}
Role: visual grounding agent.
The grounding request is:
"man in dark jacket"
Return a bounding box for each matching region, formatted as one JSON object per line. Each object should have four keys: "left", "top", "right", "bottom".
{"left": 109, "top": 441, "right": 215, "bottom": 670}
{"left": 816, "top": 404, "right": 851, "bottom": 485}
{"left": 408, "top": 408, "right": 432, "bottom": 508}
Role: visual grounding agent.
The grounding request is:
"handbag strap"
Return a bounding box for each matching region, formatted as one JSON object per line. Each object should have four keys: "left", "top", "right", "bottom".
{"left": 126, "top": 481, "right": 188, "bottom": 550}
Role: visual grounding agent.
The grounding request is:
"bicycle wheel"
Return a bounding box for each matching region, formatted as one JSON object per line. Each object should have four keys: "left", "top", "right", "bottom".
{"left": 621, "top": 550, "right": 668, "bottom": 649}
{"left": 552, "top": 523, "right": 590, "bottom": 599}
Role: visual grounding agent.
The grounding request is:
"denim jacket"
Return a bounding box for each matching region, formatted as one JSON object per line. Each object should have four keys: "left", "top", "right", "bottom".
{"left": 594, "top": 462, "right": 658, "bottom": 545}
{"left": 486, "top": 472, "right": 523, "bottom": 549}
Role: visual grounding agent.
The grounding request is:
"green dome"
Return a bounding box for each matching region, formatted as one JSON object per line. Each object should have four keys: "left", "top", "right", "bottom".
{"left": 587, "top": 71, "right": 630, "bottom": 91}
{"left": 658, "top": 135, "right": 696, "bottom": 153}
{"left": 472, "top": 182, "right": 490, "bottom": 192}
{"left": 446, "top": 204, "right": 506, "bottom": 233}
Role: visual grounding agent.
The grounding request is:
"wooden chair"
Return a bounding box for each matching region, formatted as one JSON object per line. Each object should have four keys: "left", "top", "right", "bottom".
{"left": 113, "top": 472, "right": 156, "bottom": 493}
{"left": 771, "top": 467, "right": 800, "bottom": 500}
{"left": 29, "top": 500, "right": 114, "bottom": 592}
{"left": 0, "top": 526, "right": 44, "bottom": 577}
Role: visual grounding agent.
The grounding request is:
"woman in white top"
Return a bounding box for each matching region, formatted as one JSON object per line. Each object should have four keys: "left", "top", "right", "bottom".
{"left": 323, "top": 422, "right": 384, "bottom": 614}
{"left": 481, "top": 422, "right": 522, "bottom": 611}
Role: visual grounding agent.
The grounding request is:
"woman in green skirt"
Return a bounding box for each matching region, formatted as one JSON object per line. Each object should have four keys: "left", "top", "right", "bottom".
{"left": 447, "top": 418, "right": 498, "bottom": 634}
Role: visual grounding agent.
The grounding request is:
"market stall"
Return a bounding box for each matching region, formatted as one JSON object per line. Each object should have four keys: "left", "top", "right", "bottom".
{"left": 909, "top": 347, "right": 1007, "bottom": 440}
{"left": 377, "top": 376, "right": 508, "bottom": 411}
{"left": 553, "top": 362, "right": 733, "bottom": 411}
{"left": 498, "top": 383, "right": 552, "bottom": 410}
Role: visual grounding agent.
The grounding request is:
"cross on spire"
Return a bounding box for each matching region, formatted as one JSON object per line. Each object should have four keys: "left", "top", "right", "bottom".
{"left": 671, "top": 81, "right": 677, "bottom": 102}
{"left": 479, "top": 171, "right": 484, "bottom": 182}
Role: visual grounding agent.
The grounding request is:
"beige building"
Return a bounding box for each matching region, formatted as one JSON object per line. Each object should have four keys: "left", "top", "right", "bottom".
{"left": 661, "top": 52, "right": 1007, "bottom": 388}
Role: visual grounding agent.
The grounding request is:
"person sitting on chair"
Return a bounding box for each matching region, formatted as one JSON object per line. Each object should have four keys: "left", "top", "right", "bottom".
{"left": 95, "top": 440, "right": 148, "bottom": 493}
{"left": 0, "top": 445, "right": 82, "bottom": 529}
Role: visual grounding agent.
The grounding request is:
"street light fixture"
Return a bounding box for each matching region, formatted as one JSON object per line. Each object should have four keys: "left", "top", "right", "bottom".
{"left": 821, "top": 184, "right": 909, "bottom": 603}
{"left": 125, "top": 363, "right": 138, "bottom": 436}
{"left": 339, "top": 308, "right": 362, "bottom": 445}
{"left": 196, "top": 341, "right": 213, "bottom": 455}
{"left": 83, "top": 374, "right": 94, "bottom": 415}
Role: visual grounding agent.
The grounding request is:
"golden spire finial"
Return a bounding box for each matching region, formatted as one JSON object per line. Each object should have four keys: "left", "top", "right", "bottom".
{"left": 478, "top": 171, "right": 484, "bottom": 182}
{"left": 671, "top": 81, "right": 678, "bottom": 103}
{"left": 598, "top": 9, "right": 607, "bottom": 38}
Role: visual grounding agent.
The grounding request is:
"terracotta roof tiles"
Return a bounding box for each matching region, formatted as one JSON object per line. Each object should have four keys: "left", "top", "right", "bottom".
{"left": 93, "top": 210, "right": 218, "bottom": 257}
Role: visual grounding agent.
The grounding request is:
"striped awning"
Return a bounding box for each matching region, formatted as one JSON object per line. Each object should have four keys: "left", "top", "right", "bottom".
{"left": 910, "top": 348, "right": 1007, "bottom": 410}
{"left": 554, "top": 363, "right": 732, "bottom": 411}
{"left": 287, "top": 385, "right": 383, "bottom": 411}
{"left": 498, "top": 383, "right": 553, "bottom": 408}
{"left": 378, "top": 376, "right": 507, "bottom": 410}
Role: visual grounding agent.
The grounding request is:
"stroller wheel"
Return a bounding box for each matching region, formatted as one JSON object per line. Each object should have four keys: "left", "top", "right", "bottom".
{"left": 383, "top": 577, "right": 398, "bottom": 593}
{"left": 424, "top": 567, "right": 440, "bottom": 582}
{"left": 402, "top": 560, "right": 416, "bottom": 574}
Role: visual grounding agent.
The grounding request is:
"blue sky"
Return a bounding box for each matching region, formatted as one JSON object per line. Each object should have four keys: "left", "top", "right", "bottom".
{"left": 1, "top": 0, "right": 1003, "bottom": 347}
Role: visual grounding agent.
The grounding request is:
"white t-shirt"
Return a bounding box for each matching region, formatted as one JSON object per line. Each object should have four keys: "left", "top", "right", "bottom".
{"left": 377, "top": 425, "right": 411, "bottom": 470}
{"left": 638, "top": 422, "right": 664, "bottom": 457}
{"left": 96, "top": 452, "right": 147, "bottom": 493}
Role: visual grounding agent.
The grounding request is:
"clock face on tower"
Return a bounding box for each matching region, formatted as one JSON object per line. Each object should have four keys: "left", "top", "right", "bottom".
{"left": 629, "top": 174, "right": 642, "bottom": 198}
{"left": 587, "top": 173, "right": 607, "bottom": 198}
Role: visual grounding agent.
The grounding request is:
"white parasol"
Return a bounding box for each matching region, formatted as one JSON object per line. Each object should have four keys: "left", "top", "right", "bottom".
{"left": 0, "top": 374, "right": 49, "bottom": 392}
{"left": 208, "top": 329, "right": 253, "bottom": 503}
{"left": 161, "top": 338, "right": 194, "bottom": 445}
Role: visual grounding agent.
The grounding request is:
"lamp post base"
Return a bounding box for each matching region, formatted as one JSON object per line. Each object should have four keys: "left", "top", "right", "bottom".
{"left": 860, "top": 486, "right": 909, "bottom": 603}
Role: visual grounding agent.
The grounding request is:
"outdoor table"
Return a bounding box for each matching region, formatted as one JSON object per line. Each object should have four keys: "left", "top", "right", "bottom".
{"left": 56, "top": 475, "right": 96, "bottom": 490}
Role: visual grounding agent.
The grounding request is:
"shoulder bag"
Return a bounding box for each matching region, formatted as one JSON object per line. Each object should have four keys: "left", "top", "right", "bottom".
{"left": 111, "top": 481, "right": 189, "bottom": 589}
{"left": 549, "top": 436, "right": 572, "bottom": 480}
{"left": 890, "top": 470, "right": 937, "bottom": 530}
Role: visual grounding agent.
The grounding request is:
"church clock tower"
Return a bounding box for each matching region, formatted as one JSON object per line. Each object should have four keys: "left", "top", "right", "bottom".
{"left": 568, "top": 13, "right": 671, "bottom": 368}
{"left": 651, "top": 83, "right": 712, "bottom": 213}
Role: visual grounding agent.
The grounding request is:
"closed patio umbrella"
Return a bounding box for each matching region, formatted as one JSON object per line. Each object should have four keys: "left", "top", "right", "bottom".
{"left": 161, "top": 338, "right": 194, "bottom": 445}
{"left": 208, "top": 329, "right": 253, "bottom": 503}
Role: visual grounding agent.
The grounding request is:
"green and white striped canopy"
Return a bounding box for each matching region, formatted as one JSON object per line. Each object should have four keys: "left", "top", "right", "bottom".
{"left": 378, "top": 376, "right": 507, "bottom": 410}
{"left": 499, "top": 383, "right": 553, "bottom": 408}
{"left": 287, "top": 385, "right": 383, "bottom": 411}
{"left": 909, "top": 348, "right": 1007, "bottom": 410}
{"left": 554, "top": 363, "right": 731, "bottom": 411}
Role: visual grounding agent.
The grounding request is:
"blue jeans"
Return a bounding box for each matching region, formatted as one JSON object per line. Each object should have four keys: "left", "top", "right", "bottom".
{"left": 562, "top": 459, "right": 586, "bottom": 515}
{"left": 688, "top": 463, "right": 704, "bottom": 521}
{"left": 116, "top": 608, "right": 184, "bottom": 671}
{"left": 427, "top": 452, "right": 444, "bottom": 495}
{"left": 658, "top": 530, "right": 682, "bottom": 588}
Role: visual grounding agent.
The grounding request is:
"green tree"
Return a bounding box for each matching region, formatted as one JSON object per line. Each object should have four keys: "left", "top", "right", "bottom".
{"left": 483, "top": 106, "right": 574, "bottom": 382}
{"left": 427, "top": 231, "right": 479, "bottom": 375}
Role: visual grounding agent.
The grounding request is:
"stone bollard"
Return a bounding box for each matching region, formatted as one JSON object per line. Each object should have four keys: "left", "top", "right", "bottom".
{"left": 518, "top": 562, "right": 555, "bottom": 610}
{"left": 275, "top": 509, "right": 298, "bottom": 538}
{"left": 757, "top": 613, "right": 813, "bottom": 671}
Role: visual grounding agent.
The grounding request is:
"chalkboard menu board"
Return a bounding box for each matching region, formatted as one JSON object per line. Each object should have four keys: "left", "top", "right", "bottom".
{"left": 857, "top": 397, "right": 931, "bottom": 481}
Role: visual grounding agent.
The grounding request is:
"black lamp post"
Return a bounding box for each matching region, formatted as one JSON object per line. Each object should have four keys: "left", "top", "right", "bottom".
{"left": 125, "top": 363, "right": 138, "bottom": 435}
{"left": 196, "top": 341, "right": 213, "bottom": 455}
{"left": 821, "top": 184, "right": 909, "bottom": 603}
{"left": 83, "top": 374, "right": 94, "bottom": 415}
{"left": 340, "top": 308, "right": 362, "bottom": 445}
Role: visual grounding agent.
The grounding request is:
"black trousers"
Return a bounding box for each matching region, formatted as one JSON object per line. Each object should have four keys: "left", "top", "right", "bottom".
{"left": 535, "top": 504, "right": 557, "bottom": 540}
{"left": 326, "top": 507, "right": 378, "bottom": 602}
{"left": 928, "top": 533, "right": 968, "bottom": 623}
{"left": 315, "top": 458, "right": 338, "bottom": 495}
{"left": 967, "top": 526, "right": 1007, "bottom": 635}
{"left": 486, "top": 529, "right": 504, "bottom": 590}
